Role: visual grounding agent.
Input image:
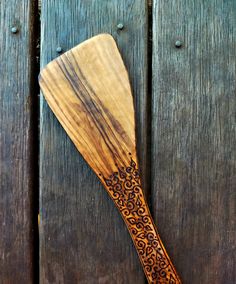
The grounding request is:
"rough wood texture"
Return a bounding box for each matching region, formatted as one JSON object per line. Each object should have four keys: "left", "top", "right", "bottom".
{"left": 0, "top": 0, "right": 37, "bottom": 282}
{"left": 39, "top": 34, "right": 181, "bottom": 284}
{"left": 40, "top": 1, "right": 148, "bottom": 283}
{"left": 152, "top": 1, "right": 236, "bottom": 283}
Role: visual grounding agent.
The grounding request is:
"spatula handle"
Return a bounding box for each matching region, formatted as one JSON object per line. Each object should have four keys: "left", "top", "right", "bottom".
{"left": 102, "top": 158, "right": 181, "bottom": 284}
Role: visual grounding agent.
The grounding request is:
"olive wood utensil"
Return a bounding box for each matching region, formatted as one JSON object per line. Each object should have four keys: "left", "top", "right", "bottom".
{"left": 39, "top": 34, "right": 181, "bottom": 284}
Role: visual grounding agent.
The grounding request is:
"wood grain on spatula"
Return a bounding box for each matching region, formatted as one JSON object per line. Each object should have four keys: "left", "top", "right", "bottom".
{"left": 39, "top": 34, "right": 181, "bottom": 284}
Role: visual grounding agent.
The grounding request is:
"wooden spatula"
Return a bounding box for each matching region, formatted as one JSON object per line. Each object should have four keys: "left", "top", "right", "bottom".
{"left": 39, "top": 34, "right": 181, "bottom": 284}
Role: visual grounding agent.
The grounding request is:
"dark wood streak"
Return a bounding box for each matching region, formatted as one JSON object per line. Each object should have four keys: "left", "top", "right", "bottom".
{"left": 69, "top": 50, "right": 133, "bottom": 149}
{"left": 41, "top": 69, "right": 116, "bottom": 176}
{"left": 56, "top": 58, "right": 123, "bottom": 168}
{"left": 63, "top": 53, "right": 131, "bottom": 159}
{"left": 57, "top": 55, "right": 130, "bottom": 167}
{"left": 39, "top": 73, "right": 106, "bottom": 171}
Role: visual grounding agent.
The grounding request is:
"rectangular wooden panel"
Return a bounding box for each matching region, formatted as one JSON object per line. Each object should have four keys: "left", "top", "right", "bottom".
{"left": 0, "top": 0, "right": 37, "bottom": 282}
{"left": 152, "top": 1, "right": 236, "bottom": 283}
{"left": 40, "top": 0, "right": 148, "bottom": 283}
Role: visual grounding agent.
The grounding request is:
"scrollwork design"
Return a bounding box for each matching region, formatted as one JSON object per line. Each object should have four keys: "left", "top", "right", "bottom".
{"left": 101, "top": 156, "right": 179, "bottom": 284}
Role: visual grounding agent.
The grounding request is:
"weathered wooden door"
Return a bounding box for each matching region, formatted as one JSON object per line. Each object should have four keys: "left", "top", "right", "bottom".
{"left": 0, "top": 0, "right": 235, "bottom": 283}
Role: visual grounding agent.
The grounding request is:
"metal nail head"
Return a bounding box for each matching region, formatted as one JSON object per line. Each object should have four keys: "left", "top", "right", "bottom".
{"left": 117, "top": 23, "right": 124, "bottom": 30}
{"left": 175, "top": 40, "right": 182, "bottom": 48}
{"left": 11, "top": 26, "right": 18, "bottom": 34}
{"left": 56, "top": 46, "right": 63, "bottom": 53}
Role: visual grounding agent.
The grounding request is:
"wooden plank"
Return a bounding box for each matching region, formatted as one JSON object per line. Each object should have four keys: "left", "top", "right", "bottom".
{"left": 40, "top": 1, "right": 148, "bottom": 283}
{"left": 0, "top": 0, "right": 37, "bottom": 283}
{"left": 152, "top": 0, "right": 236, "bottom": 283}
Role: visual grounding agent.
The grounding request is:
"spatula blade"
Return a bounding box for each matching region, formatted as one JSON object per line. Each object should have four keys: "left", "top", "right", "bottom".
{"left": 39, "top": 34, "right": 136, "bottom": 178}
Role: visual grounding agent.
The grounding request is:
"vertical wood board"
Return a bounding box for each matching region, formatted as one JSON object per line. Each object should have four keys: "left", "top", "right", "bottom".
{"left": 152, "top": 0, "right": 236, "bottom": 283}
{"left": 40, "top": 0, "right": 148, "bottom": 283}
{"left": 0, "top": 0, "right": 37, "bottom": 282}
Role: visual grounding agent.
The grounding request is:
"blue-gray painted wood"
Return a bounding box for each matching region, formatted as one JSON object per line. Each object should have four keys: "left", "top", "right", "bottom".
{"left": 40, "top": 0, "right": 148, "bottom": 282}
{"left": 0, "top": 0, "right": 37, "bottom": 282}
{"left": 152, "top": 1, "right": 236, "bottom": 283}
